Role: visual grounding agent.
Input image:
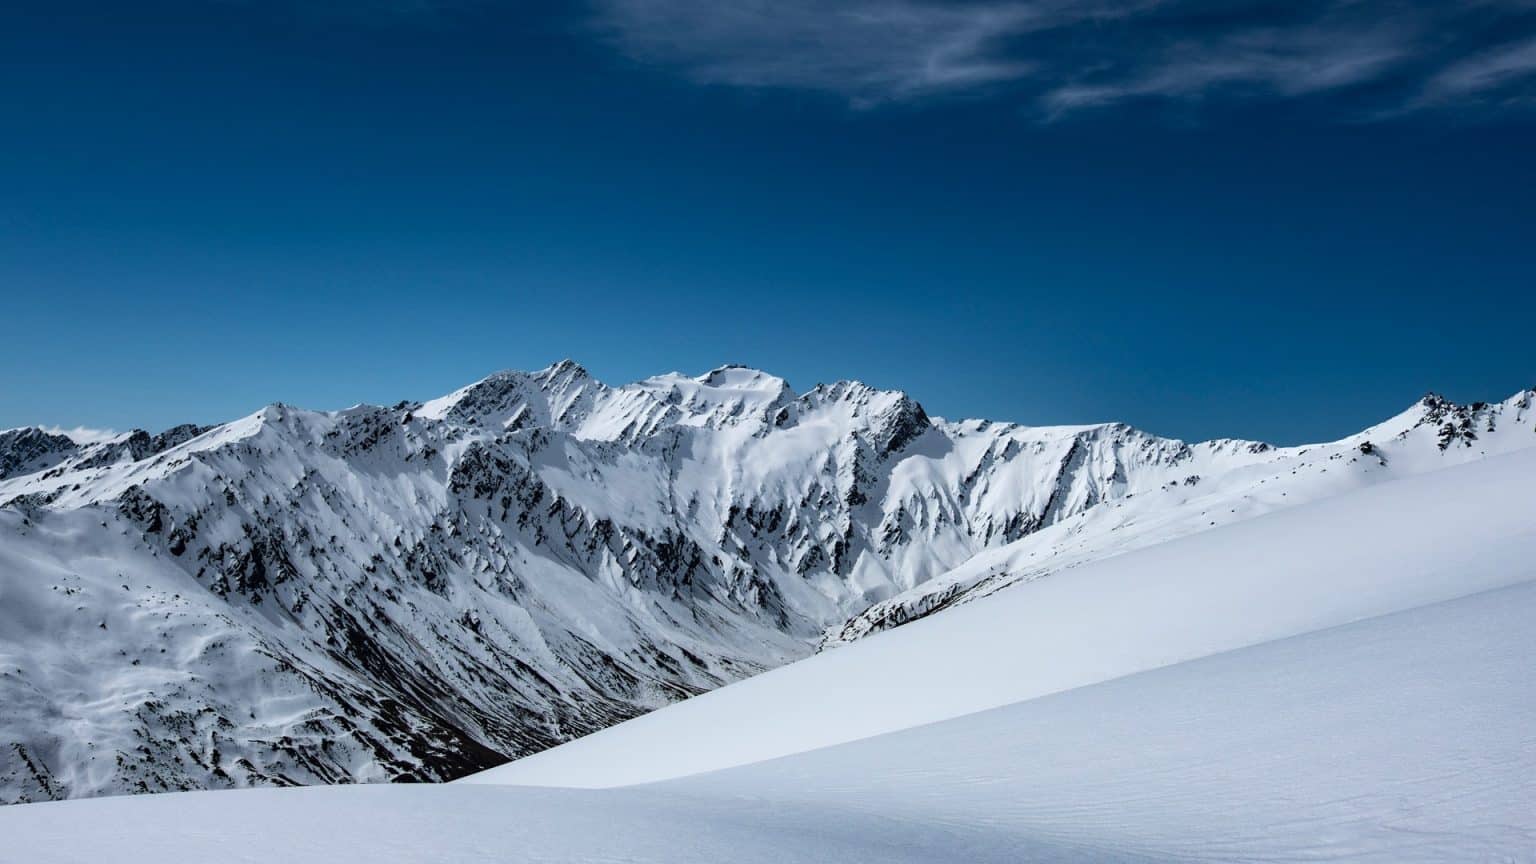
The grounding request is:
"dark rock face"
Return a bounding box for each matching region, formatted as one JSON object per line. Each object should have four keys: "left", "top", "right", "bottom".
{"left": 0, "top": 429, "right": 78, "bottom": 480}
{"left": 76, "top": 424, "right": 212, "bottom": 470}
{"left": 1414, "top": 393, "right": 1498, "bottom": 450}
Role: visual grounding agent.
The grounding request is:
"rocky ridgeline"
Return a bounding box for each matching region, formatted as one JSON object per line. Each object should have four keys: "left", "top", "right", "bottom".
{"left": 1, "top": 366, "right": 1531, "bottom": 803}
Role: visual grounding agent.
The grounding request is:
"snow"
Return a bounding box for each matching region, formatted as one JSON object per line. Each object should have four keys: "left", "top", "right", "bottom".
{"left": 5, "top": 524, "right": 1533, "bottom": 861}
{"left": 665, "top": 580, "right": 1536, "bottom": 862}
{"left": 467, "top": 445, "right": 1536, "bottom": 788}
{"left": 1, "top": 366, "right": 1532, "bottom": 803}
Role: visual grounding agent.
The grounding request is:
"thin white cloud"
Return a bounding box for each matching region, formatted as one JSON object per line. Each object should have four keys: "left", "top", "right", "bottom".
{"left": 1421, "top": 35, "right": 1536, "bottom": 102}
{"left": 1043, "top": 20, "right": 1417, "bottom": 115}
{"left": 37, "top": 425, "right": 120, "bottom": 445}
{"left": 587, "top": 0, "right": 1536, "bottom": 118}
{"left": 591, "top": 0, "right": 1154, "bottom": 104}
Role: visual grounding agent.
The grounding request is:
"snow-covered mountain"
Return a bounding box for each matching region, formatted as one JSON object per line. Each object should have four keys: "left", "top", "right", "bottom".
{"left": 1, "top": 362, "right": 1532, "bottom": 803}
{"left": 470, "top": 445, "right": 1536, "bottom": 789}
{"left": 8, "top": 443, "right": 1535, "bottom": 863}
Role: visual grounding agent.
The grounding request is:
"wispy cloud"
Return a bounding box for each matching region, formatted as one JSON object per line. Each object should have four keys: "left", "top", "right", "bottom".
{"left": 590, "top": 0, "right": 1166, "bottom": 104}
{"left": 37, "top": 425, "right": 120, "bottom": 445}
{"left": 587, "top": 0, "right": 1536, "bottom": 118}
{"left": 1042, "top": 14, "right": 1419, "bottom": 115}
{"left": 591, "top": 0, "right": 1034, "bottom": 103}
{"left": 1420, "top": 35, "right": 1536, "bottom": 105}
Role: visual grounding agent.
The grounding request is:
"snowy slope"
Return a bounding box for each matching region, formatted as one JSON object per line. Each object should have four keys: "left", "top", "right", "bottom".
{"left": 6, "top": 511, "right": 1533, "bottom": 862}
{"left": 829, "top": 389, "right": 1536, "bottom": 644}
{"left": 659, "top": 580, "right": 1536, "bottom": 863}
{"left": 469, "top": 446, "right": 1536, "bottom": 787}
{"left": 1, "top": 362, "right": 1532, "bottom": 802}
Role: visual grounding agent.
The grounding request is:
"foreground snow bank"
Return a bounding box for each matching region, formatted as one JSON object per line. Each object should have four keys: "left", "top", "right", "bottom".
{"left": 468, "top": 447, "right": 1536, "bottom": 788}
{"left": 5, "top": 580, "right": 1533, "bottom": 862}
{"left": 668, "top": 580, "right": 1536, "bottom": 862}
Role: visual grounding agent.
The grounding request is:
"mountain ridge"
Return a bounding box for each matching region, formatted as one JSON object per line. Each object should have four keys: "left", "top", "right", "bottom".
{"left": 1, "top": 364, "right": 1531, "bottom": 803}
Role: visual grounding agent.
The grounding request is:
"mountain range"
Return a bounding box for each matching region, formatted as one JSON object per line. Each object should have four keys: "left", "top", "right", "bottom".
{"left": 2, "top": 362, "right": 1531, "bottom": 803}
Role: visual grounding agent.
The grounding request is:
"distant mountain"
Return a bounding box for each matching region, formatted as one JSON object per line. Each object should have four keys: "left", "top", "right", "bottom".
{"left": 1, "top": 362, "right": 1531, "bottom": 803}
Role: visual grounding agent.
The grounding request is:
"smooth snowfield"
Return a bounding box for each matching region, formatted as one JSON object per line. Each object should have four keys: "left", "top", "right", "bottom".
{"left": 469, "top": 446, "right": 1536, "bottom": 788}
{"left": 5, "top": 579, "right": 1534, "bottom": 862}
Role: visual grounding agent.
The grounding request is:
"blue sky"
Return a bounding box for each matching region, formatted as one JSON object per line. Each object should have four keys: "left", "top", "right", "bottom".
{"left": 2, "top": 0, "right": 1533, "bottom": 444}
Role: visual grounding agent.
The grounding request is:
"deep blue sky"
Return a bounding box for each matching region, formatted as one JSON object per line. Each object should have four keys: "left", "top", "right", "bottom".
{"left": 3, "top": 0, "right": 1533, "bottom": 444}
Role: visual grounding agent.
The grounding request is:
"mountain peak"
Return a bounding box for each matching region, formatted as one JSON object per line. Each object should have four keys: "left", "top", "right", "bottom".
{"left": 3, "top": 367, "right": 1535, "bottom": 806}
{"left": 538, "top": 359, "right": 592, "bottom": 382}
{"left": 695, "top": 364, "right": 788, "bottom": 392}
{"left": 0, "top": 427, "right": 80, "bottom": 481}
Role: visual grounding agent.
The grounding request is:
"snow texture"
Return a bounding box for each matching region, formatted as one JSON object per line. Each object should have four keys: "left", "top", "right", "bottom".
{"left": 468, "top": 445, "right": 1536, "bottom": 788}
{"left": 5, "top": 484, "right": 1534, "bottom": 861}
{"left": 1, "top": 363, "right": 1532, "bottom": 804}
